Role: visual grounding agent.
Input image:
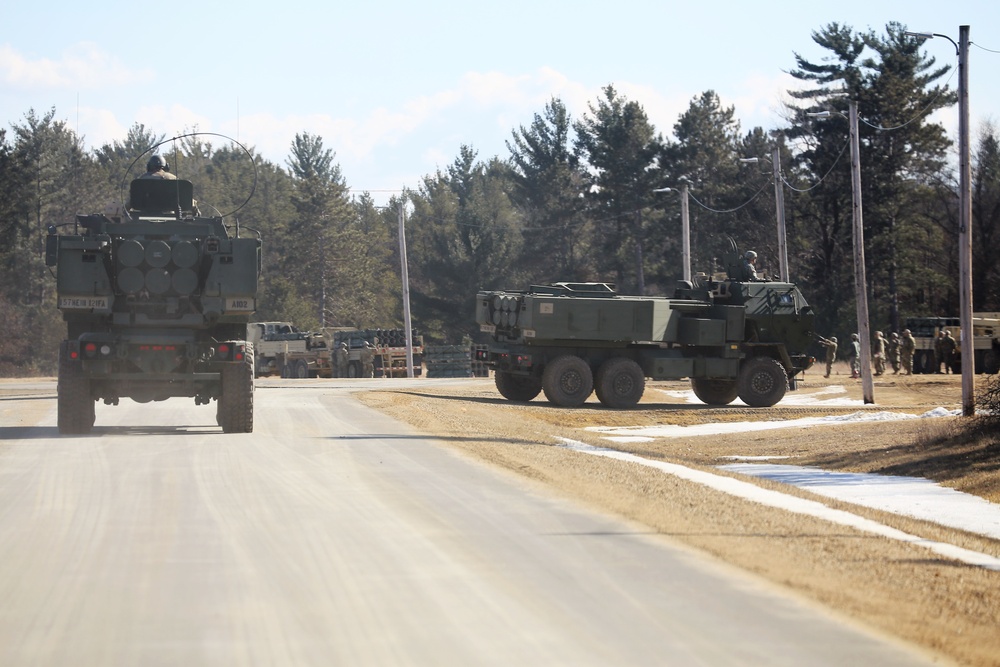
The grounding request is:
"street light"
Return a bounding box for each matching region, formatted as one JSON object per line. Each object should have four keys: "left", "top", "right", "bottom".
{"left": 808, "top": 103, "right": 875, "bottom": 405}
{"left": 653, "top": 186, "right": 691, "bottom": 281}
{"left": 739, "top": 147, "right": 789, "bottom": 282}
{"left": 906, "top": 26, "right": 974, "bottom": 416}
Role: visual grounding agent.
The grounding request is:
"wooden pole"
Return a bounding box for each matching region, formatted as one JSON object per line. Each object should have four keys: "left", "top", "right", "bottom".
{"left": 849, "top": 101, "right": 875, "bottom": 404}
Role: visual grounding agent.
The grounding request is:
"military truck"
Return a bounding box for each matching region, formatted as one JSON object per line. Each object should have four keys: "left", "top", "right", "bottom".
{"left": 904, "top": 314, "right": 1000, "bottom": 374}
{"left": 248, "top": 321, "right": 309, "bottom": 377}
{"left": 250, "top": 325, "right": 423, "bottom": 378}
{"left": 46, "top": 158, "right": 261, "bottom": 434}
{"left": 474, "top": 242, "right": 815, "bottom": 408}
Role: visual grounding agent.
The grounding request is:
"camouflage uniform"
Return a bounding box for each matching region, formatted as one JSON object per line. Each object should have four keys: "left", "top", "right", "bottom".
{"left": 934, "top": 331, "right": 947, "bottom": 373}
{"left": 817, "top": 335, "right": 838, "bottom": 378}
{"left": 873, "top": 331, "right": 886, "bottom": 376}
{"left": 900, "top": 330, "right": 916, "bottom": 374}
{"left": 887, "top": 332, "right": 901, "bottom": 374}
{"left": 336, "top": 343, "right": 349, "bottom": 378}
{"left": 848, "top": 334, "right": 861, "bottom": 379}
{"left": 361, "top": 342, "right": 376, "bottom": 378}
{"left": 941, "top": 330, "right": 957, "bottom": 374}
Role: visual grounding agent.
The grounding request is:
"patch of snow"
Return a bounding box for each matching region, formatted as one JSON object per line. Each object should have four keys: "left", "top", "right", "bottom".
{"left": 718, "top": 463, "right": 1000, "bottom": 541}
{"left": 656, "top": 385, "right": 866, "bottom": 407}
{"left": 587, "top": 408, "right": 960, "bottom": 443}
{"left": 555, "top": 437, "right": 1000, "bottom": 571}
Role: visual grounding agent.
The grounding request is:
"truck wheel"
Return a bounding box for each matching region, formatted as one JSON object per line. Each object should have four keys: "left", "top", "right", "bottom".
{"left": 219, "top": 345, "right": 254, "bottom": 433}
{"left": 984, "top": 350, "right": 1000, "bottom": 375}
{"left": 495, "top": 371, "right": 542, "bottom": 402}
{"left": 738, "top": 357, "right": 787, "bottom": 407}
{"left": 690, "top": 377, "right": 739, "bottom": 406}
{"left": 58, "top": 342, "right": 94, "bottom": 435}
{"left": 542, "top": 355, "right": 593, "bottom": 407}
{"left": 915, "top": 350, "right": 932, "bottom": 374}
{"left": 295, "top": 359, "right": 309, "bottom": 379}
{"left": 595, "top": 357, "right": 645, "bottom": 409}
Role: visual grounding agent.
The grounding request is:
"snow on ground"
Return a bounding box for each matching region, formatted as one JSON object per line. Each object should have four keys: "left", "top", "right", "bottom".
{"left": 555, "top": 437, "right": 1000, "bottom": 571}
{"left": 587, "top": 407, "right": 958, "bottom": 443}
{"left": 561, "top": 394, "right": 999, "bottom": 569}
{"left": 655, "top": 384, "right": 866, "bottom": 407}
{"left": 717, "top": 463, "right": 1000, "bottom": 541}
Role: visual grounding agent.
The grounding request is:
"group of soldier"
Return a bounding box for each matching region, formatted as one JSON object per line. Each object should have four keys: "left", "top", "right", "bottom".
{"left": 331, "top": 341, "right": 377, "bottom": 378}
{"left": 815, "top": 329, "right": 923, "bottom": 378}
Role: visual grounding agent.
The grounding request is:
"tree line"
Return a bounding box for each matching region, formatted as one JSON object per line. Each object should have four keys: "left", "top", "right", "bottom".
{"left": 2, "top": 21, "right": 999, "bottom": 376}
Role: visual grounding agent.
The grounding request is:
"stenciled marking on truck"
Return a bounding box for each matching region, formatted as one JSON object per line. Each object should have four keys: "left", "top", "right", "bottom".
{"left": 226, "top": 298, "right": 255, "bottom": 312}
{"left": 539, "top": 302, "right": 554, "bottom": 315}
{"left": 59, "top": 297, "right": 109, "bottom": 309}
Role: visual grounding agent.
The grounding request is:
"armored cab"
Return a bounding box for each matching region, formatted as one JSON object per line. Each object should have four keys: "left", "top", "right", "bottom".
{"left": 46, "top": 175, "right": 261, "bottom": 434}
{"left": 475, "top": 243, "right": 815, "bottom": 409}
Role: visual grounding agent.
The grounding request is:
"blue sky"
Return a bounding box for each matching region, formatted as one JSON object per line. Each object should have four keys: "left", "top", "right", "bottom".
{"left": 3, "top": 1, "right": 997, "bottom": 203}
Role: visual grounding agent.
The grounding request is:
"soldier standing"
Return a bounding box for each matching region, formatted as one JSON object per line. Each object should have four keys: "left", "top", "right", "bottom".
{"left": 873, "top": 331, "right": 886, "bottom": 376}
{"left": 336, "top": 342, "right": 349, "bottom": 378}
{"left": 887, "top": 332, "right": 901, "bottom": 374}
{"left": 900, "top": 329, "right": 916, "bottom": 375}
{"left": 934, "top": 331, "right": 947, "bottom": 373}
{"left": 848, "top": 333, "right": 861, "bottom": 379}
{"left": 361, "top": 341, "right": 376, "bottom": 378}
{"left": 942, "top": 329, "right": 958, "bottom": 374}
{"left": 816, "top": 335, "right": 838, "bottom": 378}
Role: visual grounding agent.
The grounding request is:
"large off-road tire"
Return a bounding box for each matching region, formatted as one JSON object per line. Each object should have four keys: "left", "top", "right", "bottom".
{"left": 594, "top": 357, "right": 645, "bottom": 409}
{"left": 984, "top": 349, "right": 1000, "bottom": 375}
{"left": 542, "top": 355, "right": 593, "bottom": 407}
{"left": 690, "top": 377, "right": 739, "bottom": 406}
{"left": 58, "top": 342, "right": 95, "bottom": 435}
{"left": 914, "top": 350, "right": 934, "bottom": 375}
{"left": 738, "top": 356, "right": 788, "bottom": 407}
{"left": 219, "top": 345, "right": 254, "bottom": 433}
{"left": 294, "top": 359, "right": 309, "bottom": 379}
{"left": 495, "top": 371, "right": 542, "bottom": 402}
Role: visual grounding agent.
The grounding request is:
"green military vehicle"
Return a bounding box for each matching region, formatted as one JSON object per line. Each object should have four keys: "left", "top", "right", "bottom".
{"left": 475, "top": 241, "right": 815, "bottom": 408}
{"left": 46, "top": 154, "right": 262, "bottom": 434}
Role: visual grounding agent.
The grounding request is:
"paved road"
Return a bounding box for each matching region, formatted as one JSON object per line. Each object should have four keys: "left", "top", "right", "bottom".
{"left": 0, "top": 379, "right": 938, "bottom": 666}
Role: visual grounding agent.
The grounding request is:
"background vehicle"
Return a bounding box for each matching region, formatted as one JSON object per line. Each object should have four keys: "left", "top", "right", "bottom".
{"left": 904, "top": 314, "right": 1000, "bottom": 374}
{"left": 249, "top": 324, "right": 423, "bottom": 378}
{"left": 47, "top": 152, "right": 261, "bottom": 434}
{"left": 474, "top": 241, "right": 815, "bottom": 409}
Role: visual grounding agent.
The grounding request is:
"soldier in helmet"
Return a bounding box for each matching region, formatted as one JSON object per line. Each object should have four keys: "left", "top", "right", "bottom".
{"left": 335, "top": 342, "right": 349, "bottom": 378}
{"left": 140, "top": 155, "right": 176, "bottom": 180}
{"left": 900, "top": 329, "right": 916, "bottom": 375}
{"left": 887, "top": 331, "right": 901, "bottom": 374}
{"left": 873, "top": 331, "right": 886, "bottom": 376}
{"left": 941, "top": 329, "right": 957, "bottom": 374}
{"left": 848, "top": 333, "right": 861, "bottom": 379}
{"left": 816, "top": 334, "right": 838, "bottom": 378}
{"left": 361, "top": 341, "right": 376, "bottom": 378}
{"left": 740, "top": 250, "right": 759, "bottom": 281}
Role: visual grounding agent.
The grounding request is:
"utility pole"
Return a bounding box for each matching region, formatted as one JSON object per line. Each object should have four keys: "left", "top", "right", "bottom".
{"left": 652, "top": 186, "right": 691, "bottom": 282}
{"left": 958, "top": 25, "right": 974, "bottom": 416}
{"left": 398, "top": 200, "right": 414, "bottom": 378}
{"left": 772, "top": 147, "right": 789, "bottom": 282}
{"left": 849, "top": 101, "right": 875, "bottom": 405}
{"left": 904, "top": 26, "right": 974, "bottom": 413}
{"left": 680, "top": 184, "right": 691, "bottom": 282}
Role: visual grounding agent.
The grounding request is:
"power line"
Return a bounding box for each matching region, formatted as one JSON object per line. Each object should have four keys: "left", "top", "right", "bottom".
{"left": 971, "top": 41, "right": 1000, "bottom": 54}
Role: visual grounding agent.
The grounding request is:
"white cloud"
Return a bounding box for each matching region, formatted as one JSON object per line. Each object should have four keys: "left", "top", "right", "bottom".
{"left": 0, "top": 43, "right": 151, "bottom": 89}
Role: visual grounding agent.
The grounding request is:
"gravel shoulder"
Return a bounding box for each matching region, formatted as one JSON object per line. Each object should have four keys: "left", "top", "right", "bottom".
{"left": 357, "top": 366, "right": 1000, "bottom": 667}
